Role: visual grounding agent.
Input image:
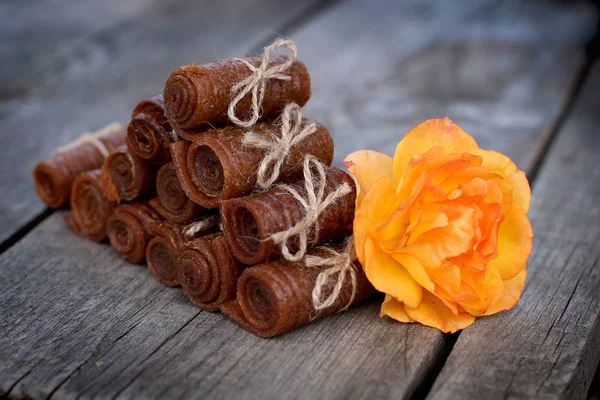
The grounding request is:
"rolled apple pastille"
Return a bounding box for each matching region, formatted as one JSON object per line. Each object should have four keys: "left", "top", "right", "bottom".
{"left": 146, "top": 215, "right": 219, "bottom": 287}
{"left": 220, "top": 243, "right": 376, "bottom": 338}
{"left": 164, "top": 42, "right": 310, "bottom": 129}
{"left": 148, "top": 162, "right": 206, "bottom": 223}
{"left": 100, "top": 145, "right": 156, "bottom": 202}
{"left": 146, "top": 221, "right": 186, "bottom": 287}
{"left": 126, "top": 95, "right": 172, "bottom": 164}
{"left": 171, "top": 123, "right": 220, "bottom": 142}
{"left": 178, "top": 232, "right": 246, "bottom": 312}
{"left": 220, "top": 166, "right": 356, "bottom": 265}
{"left": 107, "top": 202, "right": 161, "bottom": 263}
{"left": 170, "top": 120, "right": 333, "bottom": 208}
{"left": 68, "top": 169, "right": 115, "bottom": 242}
{"left": 33, "top": 123, "right": 126, "bottom": 208}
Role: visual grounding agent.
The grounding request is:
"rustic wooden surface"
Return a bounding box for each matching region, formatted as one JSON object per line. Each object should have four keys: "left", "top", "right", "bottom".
{"left": 0, "top": 0, "right": 599, "bottom": 399}
{"left": 428, "top": 63, "right": 600, "bottom": 400}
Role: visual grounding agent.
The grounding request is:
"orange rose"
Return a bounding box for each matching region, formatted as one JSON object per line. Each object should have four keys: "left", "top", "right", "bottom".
{"left": 344, "top": 118, "right": 533, "bottom": 332}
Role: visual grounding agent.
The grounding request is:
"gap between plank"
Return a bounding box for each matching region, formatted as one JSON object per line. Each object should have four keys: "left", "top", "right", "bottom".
{"left": 409, "top": 333, "right": 459, "bottom": 400}
{"left": 0, "top": 207, "right": 53, "bottom": 255}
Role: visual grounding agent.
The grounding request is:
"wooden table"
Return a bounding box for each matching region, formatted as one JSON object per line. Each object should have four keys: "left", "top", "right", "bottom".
{"left": 1, "top": 0, "right": 599, "bottom": 398}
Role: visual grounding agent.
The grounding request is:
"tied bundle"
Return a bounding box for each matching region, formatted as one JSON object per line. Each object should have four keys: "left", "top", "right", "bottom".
{"left": 32, "top": 38, "right": 374, "bottom": 339}
{"left": 216, "top": 40, "right": 372, "bottom": 332}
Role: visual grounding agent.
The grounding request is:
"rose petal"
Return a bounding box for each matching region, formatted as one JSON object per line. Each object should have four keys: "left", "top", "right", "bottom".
{"left": 471, "top": 149, "right": 531, "bottom": 213}
{"left": 404, "top": 290, "right": 476, "bottom": 333}
{"left": 380, "top": 295, "right": 413, "bottom": 322}
{"left": 372, "top": 174, "right": 426, "bottom": 249}
{"left": 427, "top": 262, "right": 462, "bottom": 297}
{"left": 406, "top": 204, "right": 449, "bottom": 246}
{"left": 488, "top": 201, "right": 533, "bottom": 280}
{"left": 393, "top": 117, "right": 479, "bottom": 182}
{"left": 459, "top": 265, "right": 504, "bottom": 312}
{"left": 484, "top": 269, "right": 527, "bottom": 315}
{"left": 364, "top": 235, "right": 423, "bottom": 308}
{"left": 391, "top": 252, "right": 436, "bottom": 292}
{"left": 344, "top": 150, "right": 393, "bottom": 208}
{"left": 438, "top": 166, "right": 490, "bottom": 194}
{"left": 414, "top": 204, "right": 476, "bottom": 260}
{"left": 354, "top": 176, "right": 397, "bottom": 263}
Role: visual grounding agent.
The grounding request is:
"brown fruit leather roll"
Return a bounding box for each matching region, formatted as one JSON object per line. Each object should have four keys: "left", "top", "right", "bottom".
{"left": 220, "top": 167, "right": 356, "bottom": 265}
{"left": 64, "top": 214, "right": 83, "bottom": 236}
{"left": 106, "top": 202, "right": 161, "bottom": 263}
{"left": 163, "top": 56, "right": 310, "bottom": 129}
{"left": 170, "top": 121, "right": 333, "bottom": 208}
{"left": 100, "top": 145, "right": 156, "bottom": 202}
{"left": 178, "top": 233, "right": 245, "bottom": 311}
{"left": 69, "top": 169, "right": 115, "bottom": 242}
{"left": 220, "top": 244, "right": 376, "bottom": 338}
{"left": 33, "top": 123, "right": 126, "bottom": 208}
{"left": 171, "top": 124, "right": 219, "bottom": 142}
{"left": 148, "top": 162, "right": 205, "bottom": 223}
{"left": 146, "top": 221, "right": 186, "bottom": 287}
{"left": 126, "top": 95, "right": 172, "bottom": 164}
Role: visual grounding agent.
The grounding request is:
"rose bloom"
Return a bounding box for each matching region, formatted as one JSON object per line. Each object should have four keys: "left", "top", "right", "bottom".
{"left": 344, "top": 118, "right": 533, "bottom": 332}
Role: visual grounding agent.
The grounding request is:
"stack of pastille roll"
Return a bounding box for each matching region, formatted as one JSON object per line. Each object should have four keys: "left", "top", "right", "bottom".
{"left": 32, "top": 39, "right": 375, "bottom": 338}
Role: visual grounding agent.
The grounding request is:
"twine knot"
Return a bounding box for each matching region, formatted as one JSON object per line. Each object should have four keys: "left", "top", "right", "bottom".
{"left": 305, "top": 238, "right": 357, "bottom": 311}
{"left": 243, "top": 103, "right": 317, "bottom": 189}
{"left": 56, "top": 122, "right": 122, "bottom": 157}
{"left": 182, "top": 214, "right": 220, "bottom": 238}
{"left": 269, "top": 154, "right": 352, "bottom": 262}
{"left": 228, "top": 39, "right": 297, "bottom": 128}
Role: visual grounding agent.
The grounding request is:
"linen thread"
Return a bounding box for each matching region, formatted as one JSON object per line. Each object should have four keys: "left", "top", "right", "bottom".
{"left": 227, "top": 39, "right": 297, "bottom": 128}
{"left": 242, "top": 102, "right": 317, "bottom": 189}
{"left": 183, "top": 214, "right": 220, "bottom": 238}
{"left": 305, "top": 237, "right": 358, "bottom": 312}
{"left": 269, "top": 155, "right": 352, "bottom": 262}
{"left": 56, "top": 123, "right": 122, "bottom": 158}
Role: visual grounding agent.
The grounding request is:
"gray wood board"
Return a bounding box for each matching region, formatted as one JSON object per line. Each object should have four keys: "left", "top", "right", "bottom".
{"left": 0, "top": 0, "right": 324, "bottom": 247}
{"left": 298, "top": 0, "right": 597, "bottom": 171}
{"left": 0, "top": 0, "right": 162, "bottom": 100}
{"left": 427, "top": 64, "right": 600, "bottom": 400}
{"left": 0, "top": 0, "right": 598, "bottom": 399}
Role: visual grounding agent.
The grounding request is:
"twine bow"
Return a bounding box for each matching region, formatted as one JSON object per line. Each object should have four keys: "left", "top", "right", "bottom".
{"left": 243, "top": 103, "right": 317, "bottom": 189}
{"left": 228, "top": 39, "right": 297, "bottom": 128}
{"left": 269, "top": 155, "right": 352, "bottom": 262}
{"left": 305, "top": 238, "right": 358, "bottom": 311}
{"left": 182, "top": 214, "right": 220, "bottom": 238}
{"left": 56, "top": 122, "right": 122, "bottom": 157}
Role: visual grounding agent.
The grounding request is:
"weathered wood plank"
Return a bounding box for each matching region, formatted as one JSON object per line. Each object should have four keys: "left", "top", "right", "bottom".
{"left": 428, "top": 64, "right": 600, "bottom": 400}
{"left": 300, "top": 0, "right": 597, "bottom": 171}
{"left": 0, "top": 0, "right": 324, "bottom": 247}
{"left": 0, "top": 0, "right": 161, "bottom": 100}
{"left": 0, "top": 0, "right": 597, "bottom": 399}
{"left": 0, "top": 214, "right": 202, "bottom": 399}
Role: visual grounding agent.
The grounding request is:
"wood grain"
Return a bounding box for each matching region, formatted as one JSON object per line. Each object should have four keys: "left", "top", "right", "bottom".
{"left": 0, "top": 0, "right": 597, "bottom": 399}
{"left": 0, "top": 214, "right": 201, "bottom": 399}
{"left": 428, "top": 64, "right": 600, "bottom": 400}
{"left": 0, "top": 0, "right": 324, "bottom": 247}
{"left": 0, "top": 0, "right": 160, "bottom": 100}
{"left": 297, "top": 0, "right": 596, "bottom": 171}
